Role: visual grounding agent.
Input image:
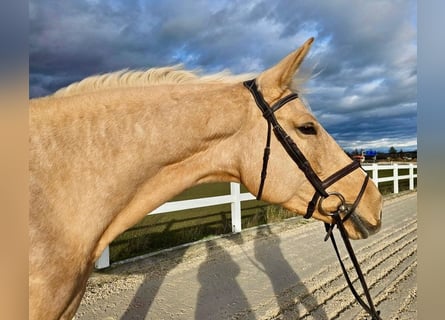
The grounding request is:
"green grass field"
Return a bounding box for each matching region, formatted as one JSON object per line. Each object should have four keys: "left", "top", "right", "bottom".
{"left": 109, "top": 167, "right": 417, "bottom": 263}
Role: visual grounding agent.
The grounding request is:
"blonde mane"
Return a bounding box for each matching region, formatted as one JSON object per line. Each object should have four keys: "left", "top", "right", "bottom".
{"left": 52, "top": 65, "right": 257, "bottom": 97}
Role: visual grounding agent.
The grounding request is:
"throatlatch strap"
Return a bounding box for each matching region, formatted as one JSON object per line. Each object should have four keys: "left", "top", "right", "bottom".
{"left": 257, "top": 120, "right": 272, "bottom": 200}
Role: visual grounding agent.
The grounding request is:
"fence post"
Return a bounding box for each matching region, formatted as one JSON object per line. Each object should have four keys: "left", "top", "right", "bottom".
{"left": 230, "top": 182, "right": 242, "bottom": 233}
{"left": 95, "top": 246, "right": 110, "bottom": 269}
{"left": 409, "top": 163, "right": 414, "bottom": 190}
{"left": 371, "top": 163, "right": 379, "bottom": 187}
{"left": 393, "top": 163, "right": 399, "bottom": 194}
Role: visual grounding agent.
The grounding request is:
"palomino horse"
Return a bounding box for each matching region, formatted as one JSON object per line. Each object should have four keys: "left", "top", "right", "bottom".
{"left": 29, "top": 38, "right": 383, "bottom": 319}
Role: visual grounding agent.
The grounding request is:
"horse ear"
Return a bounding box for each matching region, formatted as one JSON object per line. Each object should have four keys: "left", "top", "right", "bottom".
{"left": 257, "top": 37, "right": 314, "bottom": 98}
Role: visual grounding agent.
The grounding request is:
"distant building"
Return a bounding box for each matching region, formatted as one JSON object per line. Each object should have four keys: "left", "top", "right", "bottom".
{"left": 352, "top": 151, "right": 365, "bottom": 163}
{"left": 351, "top": 150, "right": 377, "bottom": 163}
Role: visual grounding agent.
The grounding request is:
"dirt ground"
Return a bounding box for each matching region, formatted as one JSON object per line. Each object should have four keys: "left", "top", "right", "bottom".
{"left": 75, "top": 192, "right": 417, "bottom": 319}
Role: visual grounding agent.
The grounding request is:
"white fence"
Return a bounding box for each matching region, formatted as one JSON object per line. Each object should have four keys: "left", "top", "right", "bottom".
{"left": 96, "top": 162, "right": 417, "bottom": 269}
{"left": 365, "top": 162, "right": 417, "bottom": 193}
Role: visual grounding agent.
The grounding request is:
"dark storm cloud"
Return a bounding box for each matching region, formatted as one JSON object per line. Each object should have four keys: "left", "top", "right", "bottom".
{"left": 29, "top": 0, "right": 416, "bottom": 151}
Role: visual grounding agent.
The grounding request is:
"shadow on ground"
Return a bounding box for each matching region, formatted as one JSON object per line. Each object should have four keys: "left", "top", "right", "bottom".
{"left": 117, "top": 225, "right": 326, "bottom": 319}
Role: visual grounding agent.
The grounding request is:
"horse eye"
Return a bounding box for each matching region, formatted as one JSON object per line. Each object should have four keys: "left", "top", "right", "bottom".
{"left": 297, "top": 123, "right": 317, "bottom": 135}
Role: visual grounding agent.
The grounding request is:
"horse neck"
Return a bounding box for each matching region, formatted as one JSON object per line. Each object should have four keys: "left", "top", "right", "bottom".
{"left": 132, "top": 82, "right": 248, "bottom": 187}
{"left": 30, "top": 83, "right": 250, "bottom": 243}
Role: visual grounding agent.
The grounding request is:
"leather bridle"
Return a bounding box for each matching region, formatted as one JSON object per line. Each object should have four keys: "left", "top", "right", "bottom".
{"left": 244, "top": 79, "right": 382, "bottom": 319}
{"left": 243, "top": 79, "right": 368, "bottom": 219}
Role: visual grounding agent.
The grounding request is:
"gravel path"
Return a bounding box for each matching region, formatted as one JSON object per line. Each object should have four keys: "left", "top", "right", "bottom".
{"left": 75, "top": 192, "right": 417, "bottom": 319}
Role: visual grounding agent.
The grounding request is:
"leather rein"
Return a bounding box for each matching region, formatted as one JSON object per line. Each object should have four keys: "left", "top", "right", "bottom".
{"left": 243, "top": 79, "right": 382, "bottom": 319}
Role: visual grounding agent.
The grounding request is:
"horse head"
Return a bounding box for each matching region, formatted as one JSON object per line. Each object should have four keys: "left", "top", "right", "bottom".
{"left": 238, "top": 38, "right": 382, "bottom": 240}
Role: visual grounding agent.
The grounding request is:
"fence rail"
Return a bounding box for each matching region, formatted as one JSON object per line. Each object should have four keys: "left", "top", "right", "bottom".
{"left": 95, "top": 162, "right": 417, "bottom": 269}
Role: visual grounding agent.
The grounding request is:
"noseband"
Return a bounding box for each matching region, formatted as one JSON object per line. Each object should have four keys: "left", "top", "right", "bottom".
{"left": 243, "top": 79, "right": 381, "bottom": 319}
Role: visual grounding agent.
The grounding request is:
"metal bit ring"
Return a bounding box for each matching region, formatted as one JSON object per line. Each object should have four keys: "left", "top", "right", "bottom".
{"left": 318, "top": 192, "right": 347, "bottom": 216}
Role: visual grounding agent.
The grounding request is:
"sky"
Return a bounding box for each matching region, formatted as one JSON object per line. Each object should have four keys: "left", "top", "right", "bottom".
{"left": 29, "top": 0, "right": 417, "bottom": 152}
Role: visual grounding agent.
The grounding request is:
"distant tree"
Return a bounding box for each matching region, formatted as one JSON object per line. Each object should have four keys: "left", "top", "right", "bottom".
{"left": 388, "top": 146, "right": 397, "bottom": 159}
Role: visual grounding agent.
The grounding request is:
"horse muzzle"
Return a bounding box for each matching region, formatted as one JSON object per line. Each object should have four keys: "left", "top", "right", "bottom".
{"left": 318, "top": 190, "right": 382, "bottom": 240}
{"left": 346, "top": 209, "right": 382, "bottom": 239}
